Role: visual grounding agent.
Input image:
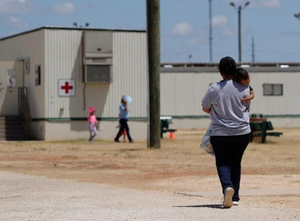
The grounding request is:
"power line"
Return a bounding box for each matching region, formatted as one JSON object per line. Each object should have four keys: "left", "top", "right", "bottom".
{"left": 208, "top": 0, "right": 213, "bottom": 63}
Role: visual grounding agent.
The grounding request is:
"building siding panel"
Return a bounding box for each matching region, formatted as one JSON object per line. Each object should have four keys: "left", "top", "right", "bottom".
{"left": 161, "top": 70, "right": 300, "bottom": 128}
{"left": 45, "top": 29, "right": 84, "bottom": 118}
{"left": 44, "top": 29, "right": 148, "bottom": 120}
{"left": 0, "top": 30, "right": 46, "bottom": 119}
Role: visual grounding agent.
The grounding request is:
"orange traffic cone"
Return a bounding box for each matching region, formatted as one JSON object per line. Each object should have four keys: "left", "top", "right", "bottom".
{"left": 169, "top": 132, "right": 174, "bottom": 140}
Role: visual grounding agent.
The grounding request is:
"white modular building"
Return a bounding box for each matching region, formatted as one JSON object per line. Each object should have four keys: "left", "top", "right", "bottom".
{"left": 0, "top": 27, "right": 148, "bottom": 140}
{"left": 1, "top": 27, "right": 299, "bottom": 141}
{"left": 160, "top": 64, "right": 300, "bottom": 129}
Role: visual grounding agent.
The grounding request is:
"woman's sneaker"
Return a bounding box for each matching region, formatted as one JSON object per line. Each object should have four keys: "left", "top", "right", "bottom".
{"left": 233, "top": 201, "right": 239, "bottom": 206}
{"left": 223, "top": 187, "right": 234, "bottom": 208}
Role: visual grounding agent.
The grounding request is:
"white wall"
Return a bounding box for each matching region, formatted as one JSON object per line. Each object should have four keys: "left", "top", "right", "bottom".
{"left": 0, "top": 28, "right": 149, "bottom": 140}
{"left": 160, "top": 68, "right": 300, "bottom": 129}
{"left": 0, "top": 29, "right": 46, "bottom": 119}
{"left": 44, "top": 29, "right": 148, "bottom": 120}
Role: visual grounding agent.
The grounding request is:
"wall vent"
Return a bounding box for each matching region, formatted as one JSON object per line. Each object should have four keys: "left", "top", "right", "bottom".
{"left": 85, "top": 65, "right": 112, "bottom": 83}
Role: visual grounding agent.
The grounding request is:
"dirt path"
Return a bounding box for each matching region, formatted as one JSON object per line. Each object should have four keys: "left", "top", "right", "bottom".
{"left": 0, "top": 128, "right": 300, "bottom": 220}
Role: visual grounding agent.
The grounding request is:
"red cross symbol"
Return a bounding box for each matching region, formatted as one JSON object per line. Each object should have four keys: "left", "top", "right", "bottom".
{"left": 58, "top": 79, "right": 75, "bottom": 97}
{"left": 61, "top": 82, "right": 73, "bottom": 94}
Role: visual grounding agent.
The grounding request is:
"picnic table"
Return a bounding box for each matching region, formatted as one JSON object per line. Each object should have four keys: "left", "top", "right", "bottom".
{"left": 160, "top": 116, "right": 177, "bottom": 139}
{"left": 250, "top": 116, "right": 283, "bottom": 143}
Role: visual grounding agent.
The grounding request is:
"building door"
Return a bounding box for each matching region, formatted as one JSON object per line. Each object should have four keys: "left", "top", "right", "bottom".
{"left": 0, "top": 61, "right": 23, "bottom": 116}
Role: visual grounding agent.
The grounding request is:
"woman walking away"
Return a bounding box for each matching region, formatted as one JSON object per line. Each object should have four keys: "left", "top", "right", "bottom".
{"left": 88, "top": 107, "right": 98, "bottom": 143}
{"left": 201, "top": 56, "right": 251, "bottom": 208}
{"left": 114, "top": 95, "right": 134, "bottom": 143}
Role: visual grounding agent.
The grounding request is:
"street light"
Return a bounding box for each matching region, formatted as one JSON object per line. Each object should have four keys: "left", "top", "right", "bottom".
{"left": 73, "top": 22, "right": 90, "bottom": 28}
{"left": 295, "top": 13, "right": 300, "bottom": 20}
{"left": 230, "top": 1, "right": 250, "bottom": 63}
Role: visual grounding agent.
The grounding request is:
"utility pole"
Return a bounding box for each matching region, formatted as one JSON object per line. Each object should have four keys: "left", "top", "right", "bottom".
{"left": 209, "top": 0, "right": 213, "bottom": 62}
{"left": 238, "top": 5, "right": 242, "bottom": 62}
{"left": 147, "top": 0, "right": 160, "bottom": 149}
{"left": 251, "top": 36, "right": 255, "bottom": 63}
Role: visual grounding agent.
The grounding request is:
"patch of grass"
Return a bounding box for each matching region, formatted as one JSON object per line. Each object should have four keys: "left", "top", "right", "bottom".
{"left": 62, "top": 155, "right": 78, "bottom": 160}
{"left": 33, "top": 147, "right": 47, "bottom": 151}
{"left": 68, "top": 147, "right": 80, "bottom": 151}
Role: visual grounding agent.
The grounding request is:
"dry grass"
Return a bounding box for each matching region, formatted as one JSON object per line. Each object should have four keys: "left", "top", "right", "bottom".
{"left": 0, "top": 128, "right": 299, "bottom": 193}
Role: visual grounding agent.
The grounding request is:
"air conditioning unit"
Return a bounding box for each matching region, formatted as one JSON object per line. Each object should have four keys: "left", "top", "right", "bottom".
{"left": 83, "top": 31, "right": 113, "bottom": 83}
{"left": 85, "top": 65, "right": 112, "bottom": 83}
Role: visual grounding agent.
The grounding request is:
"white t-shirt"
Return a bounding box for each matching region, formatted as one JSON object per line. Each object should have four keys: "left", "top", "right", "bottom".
{"left": 201, "top": 79, "right": 251, "bottom": 136}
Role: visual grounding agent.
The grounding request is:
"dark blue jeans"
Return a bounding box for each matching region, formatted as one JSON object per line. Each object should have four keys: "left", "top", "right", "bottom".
{"left": 115, "top": 119, "right": 133, "bottom": 142}
{"left": 210, "top": 133, "right": 250, "bottom": 202}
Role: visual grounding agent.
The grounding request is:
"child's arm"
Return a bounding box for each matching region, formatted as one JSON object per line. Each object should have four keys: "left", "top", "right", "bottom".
{"left": 202, "top": 107, "right": 211, "bottom": 114}
{"left": 241, "top": 88, "right": 255, "bottom": 103}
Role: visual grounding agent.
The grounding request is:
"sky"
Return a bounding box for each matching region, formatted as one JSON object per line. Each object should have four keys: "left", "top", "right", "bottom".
{"left": 0, "top": 0, "right": 299, "bottom": 63}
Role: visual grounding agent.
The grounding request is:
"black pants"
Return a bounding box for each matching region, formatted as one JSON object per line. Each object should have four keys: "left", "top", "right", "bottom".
{"left": 115, "top": 119, "right": 133, "bottom": 142}
{"left": 210, "top": 133, "right": 250, "bottom": 202}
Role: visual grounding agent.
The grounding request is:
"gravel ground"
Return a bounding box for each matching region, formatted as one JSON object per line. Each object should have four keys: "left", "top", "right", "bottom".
{"left": 1, "top": 171, "right": 299, "bottom": 221}
{"left": 1, "top": 128, "right": 300, "bottom": 220}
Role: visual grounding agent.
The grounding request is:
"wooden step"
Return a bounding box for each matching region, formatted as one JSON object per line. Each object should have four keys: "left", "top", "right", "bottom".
{"left": 0, "top": 116, "right": 28, "bottom": 141}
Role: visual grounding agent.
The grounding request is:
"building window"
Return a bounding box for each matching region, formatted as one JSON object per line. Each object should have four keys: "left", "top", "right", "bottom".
{"left": 35, "top": 65, "right": 41, "bottom": 86}
{"left": 263, "top": 84, "right": 283, "bottom": 96}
